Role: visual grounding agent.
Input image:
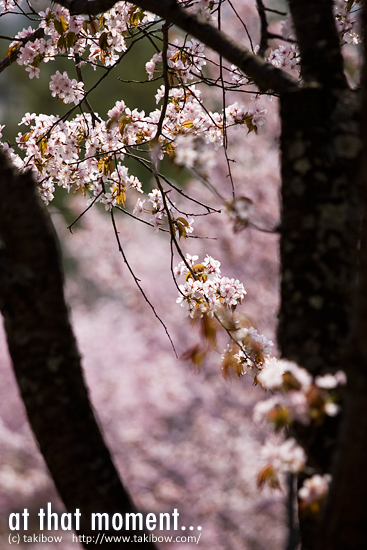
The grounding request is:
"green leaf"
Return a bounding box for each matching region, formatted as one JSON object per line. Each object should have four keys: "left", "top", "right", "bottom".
{"left": 89, "top": 19, "right": 98, "bottom": 35}
{"left": 98, "top": 14, "right": 105, "bottom": 29}
{"left": 176, "top": 217, "right": 190, "bottom": 227}
{"left": 57, "top": 35, "right": 66, "bottom": 50}
{"left": 66, "top": 32, "right": 77, "bottom": 49}
{"left": 99, "top": 32, "right": 108, "bottom": 51}
{"left": 244, "top": 114, "right": 257, "bottom": 134}
{"left": 54, "top": 19, "right": 64, "bottom": 35}
{"left": 129, "top": 7, "right": 145, "bottom": 27}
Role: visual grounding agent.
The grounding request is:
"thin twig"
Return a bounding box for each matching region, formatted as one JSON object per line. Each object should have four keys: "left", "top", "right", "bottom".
{"left": 226, "top": 0, "right": 254, "bottom": 53}
{"left": 124, "top": 149, "right": 220, "bottom": 213}
{"left": 150, "top": 22, "right": 198, "bottom": 281}
{"left": 155, "top": 21, "right": 170, "bottom": 140}
{"left": 264, "top": 7, "right": 287, "bottom": 16}
{"left": 218, "top": 0, "right": 235, "bottom": 198}
{"left": 110, "top": 208, "right": 177, "bottom": 355}
{"left": 67, "top": 192, "right": 103, "bottom": 233}
{"left": 115, "top": 205, "right": 216, "bottom": 239}
{"left": 74, "top": 53, "right": 101, "bottom": 125}
{"left": 267, "top": 32, "right": 297, "bottom": 44}
{"left": 0, "top": 35, "right": 24, "bottom": 41}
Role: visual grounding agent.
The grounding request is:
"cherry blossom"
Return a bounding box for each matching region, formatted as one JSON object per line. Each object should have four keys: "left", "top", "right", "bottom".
{"left": 0, "top": 1, "right": 362, "bottom": 545}
{"left": 298, "top": 474, "right": 332, "bottom": 512}
{"left": 267, "top": 44, "right": 300, "bottom": 73}
{"left": 49, "top": 70, "right": 85, "bottom": 104}
{"left": 175, "top": 253, "right": 246, "bottom": 318}
{"left": 260, "top": 438, "right": 307, "bottom": 476}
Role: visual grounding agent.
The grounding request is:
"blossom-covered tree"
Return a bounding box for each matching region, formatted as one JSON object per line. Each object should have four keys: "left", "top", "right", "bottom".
{"left": 0, "top": 1, "right": 366, "bottom": 549}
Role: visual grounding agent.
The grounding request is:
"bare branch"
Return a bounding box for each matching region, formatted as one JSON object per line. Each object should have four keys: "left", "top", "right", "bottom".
{"left": 226, "top": 0, "right": 255, "bottom": 53}
{"left": 155, "top": 21, "right": 170, "bottom": 140}
{"left": 110, "top": 208, "right": 178, "bottom": 355}
{"left": 218, "top": 0, "right": 235, "bottom": 197}
{"left": 67, "top": 191, "right": 103, "bottom": 232}
{"left": 74, "top": 53, "right": 101, "bottom": 125}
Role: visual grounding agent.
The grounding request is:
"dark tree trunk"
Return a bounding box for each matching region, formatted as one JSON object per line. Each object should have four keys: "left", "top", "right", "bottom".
{"left": 316, "top": 4, "right": 367, "bottom": 548}
{"left": 277, "top": 2, "right": 363, "bottom": 548}
{"left": 318, "top": 367, "right": 367, "bottom": 550}
{"left": 0, "top": 150, "right": 157, "bottom": 550}
{"left": 287, "top": 0, "right": 347, "bottom": 88}
{"left": 279, "top": 86, "right": 361, "bottom": 377}
{"left": 278, "top": 83, "right": 362, "bottom": 550}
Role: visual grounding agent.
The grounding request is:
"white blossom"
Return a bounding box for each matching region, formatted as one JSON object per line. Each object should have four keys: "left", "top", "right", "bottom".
{"left": 298, "top": 474, "right": 331, "bottom": 507}
{"left": 261, "top": 438, "right": 306, "bottom": 475}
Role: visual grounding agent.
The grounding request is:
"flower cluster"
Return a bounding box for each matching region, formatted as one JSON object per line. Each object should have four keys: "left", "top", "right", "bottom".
{"left": 253, "top": 360, "right": 346, "bottom": 500}
{"left": 1, "top": 74, "right": 262, "bottom": 208}
{"left": 10, "top": 109, "right": 146, "bottom": 206}
{"left": 298, "top": 473, "right": 331, "bottom": 513}
{"left": 132, "top": 188, "right": 195, "bottom": 235}
{"left": 153, "top": 85, "right": 223, "bottom": 146}
{"left": 49, "top": 70, "right": 84, "bottom": 104}
{"left": 267, "top": 44, "right": 300, "bottom": 73}
{"left": 334, "top": 0, "right": 361, "bottom": 45}
{"left": 232, "top": 327, "right": 273, "bottom": 371}
{"left": 174, "top": 133, "right": 216, "bottom": 175}
{"left": 254, "top": 361, "right": 346, "bottom": 429}
{"left": 174, "top": 255, "right": 276, "bottom": 374}
{"left": 230, "top": 65, "right": 249, "bottom": 87}
{"left": 226, "top": 102, "right": 267, "bottom": 133}
{"left": 168, "top": 38, "right": 206, "bottom": 82}
{"left": 0, "top": 0, "right": 15, "bottom": 13}
{"left": 257, "top": 438, "right": 307, "bottom": 489}
{"left": 146, "top": 38, "right": 206, "bottom": 83}
{"left": 10, "top": 3, "right": 154, "bottom": 82}
{"left": 174, "top": 253, "right": 246, "bottom": 319}
{"left": 12, "top": 7, "right": 80, "bottom": 83}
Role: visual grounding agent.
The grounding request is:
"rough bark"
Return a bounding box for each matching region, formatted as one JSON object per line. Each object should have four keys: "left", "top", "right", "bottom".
{"left": 278, "top": 4, "right": 362, "bottom": 549}
{"left": 278, "top": 83, "right": 362, "bottom": 550}
{"left": 318, "top": 367, "right": 367, "bottom": 550}
{"left": 278, "top": 86, "right": 361, "bottom": 377}
{"left": 316, "top": 3, "right": 367, "bottom": 548}
{"left": 0, "top": 150, "right": 157, "bottom": 550}
{"left": 287, "top": 0, "right": 347, "bottom": 88}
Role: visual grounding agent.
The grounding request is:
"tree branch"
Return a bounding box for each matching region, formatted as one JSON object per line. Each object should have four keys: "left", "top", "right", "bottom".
{"left": 53, "top": 0, "right": 297, "bottom": 94}
{"left": 0, "top": 150, "right": 157, "bottom": 550}
{"left": 0, "top": 28, "right": 44, "bottom": 74}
